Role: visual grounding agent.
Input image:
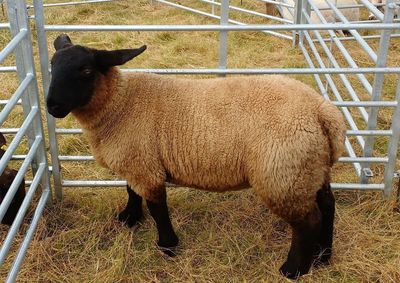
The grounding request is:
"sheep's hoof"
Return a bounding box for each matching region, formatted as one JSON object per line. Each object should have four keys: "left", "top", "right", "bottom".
{"left": 157, "top": 235, "right": 179, "bottom": 257}
{"left": 158, "top": 245, "right": 178, "bottom": 257}
{"left": 312, "top": 247, "right": 332, "bottom": 268}
{"left": 279, "top": 260, "right": 308, "bottom": 280}
{"left": 117, "top": 209, "right": 142, "bottom": 228}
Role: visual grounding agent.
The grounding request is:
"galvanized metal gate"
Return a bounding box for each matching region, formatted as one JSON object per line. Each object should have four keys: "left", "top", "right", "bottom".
{"left": 1, "top": 0, "right": 400, "bottom": 281}
{"left": 0, "top": 0, "right": 52, "bottom": 281}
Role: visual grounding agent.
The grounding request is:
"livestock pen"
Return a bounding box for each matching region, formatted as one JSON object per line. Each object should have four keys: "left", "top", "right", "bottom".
{"left": 1, "top": 0, "right": 400, "bottom": 281}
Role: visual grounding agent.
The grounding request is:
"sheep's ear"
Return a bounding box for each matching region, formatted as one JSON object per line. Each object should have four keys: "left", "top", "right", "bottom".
{"left": 54, "top": 34, "right": 73, "bottom": 50}
{"left": 94, "top": 45, "right": 147, "bottom": 71}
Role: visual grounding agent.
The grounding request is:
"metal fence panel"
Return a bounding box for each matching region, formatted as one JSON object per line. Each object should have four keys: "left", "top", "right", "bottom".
{"left": 0, "top": 0, "right": 52, "bottom": 281}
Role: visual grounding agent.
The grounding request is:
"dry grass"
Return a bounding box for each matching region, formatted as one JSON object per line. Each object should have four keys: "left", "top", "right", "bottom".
{"left": 1, "top": 0, "right": 400, "bottom": 282}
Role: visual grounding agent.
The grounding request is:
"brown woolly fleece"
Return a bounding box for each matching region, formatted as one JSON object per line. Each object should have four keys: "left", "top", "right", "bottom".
{"left": 72, "top": 68, "right": 346, "bottom": 221}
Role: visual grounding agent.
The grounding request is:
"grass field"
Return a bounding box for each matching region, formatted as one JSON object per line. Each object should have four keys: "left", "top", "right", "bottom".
{"left": 1, "top": 0, "right": 400, "bottom": 282}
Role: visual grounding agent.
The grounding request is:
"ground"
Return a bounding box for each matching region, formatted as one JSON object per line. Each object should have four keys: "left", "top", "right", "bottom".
{"left": 0, "top": 0, "right": 400, "bottom": 282}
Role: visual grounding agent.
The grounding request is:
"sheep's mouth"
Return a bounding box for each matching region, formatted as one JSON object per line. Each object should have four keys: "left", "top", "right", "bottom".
{"left": 47, "top": 105, "right": 71, "bottom": 118}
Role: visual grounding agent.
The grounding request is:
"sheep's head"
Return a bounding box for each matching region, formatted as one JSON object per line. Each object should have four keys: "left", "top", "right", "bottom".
{"left": 47, "top": 34, "right": 147, "bottom": 118}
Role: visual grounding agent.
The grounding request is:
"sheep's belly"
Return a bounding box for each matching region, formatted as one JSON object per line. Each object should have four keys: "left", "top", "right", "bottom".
{"left": 166, "top": 174, "right": 250, "bottom": 192}
{"left": 162, "top": 157, "right": 249, "bottom": 192}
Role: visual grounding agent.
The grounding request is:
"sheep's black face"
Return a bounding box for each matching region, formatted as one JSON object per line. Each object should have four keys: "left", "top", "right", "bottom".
{"left": 47, "top": 34, "right": 146, "bottom": 118}
{"left": 47, "top": 45, "right": 97, "bottom": 118}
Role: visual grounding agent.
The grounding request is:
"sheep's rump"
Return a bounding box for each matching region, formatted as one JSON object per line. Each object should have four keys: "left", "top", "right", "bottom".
{"left": 122, "top": 75, "right": 340, "bottom": 197}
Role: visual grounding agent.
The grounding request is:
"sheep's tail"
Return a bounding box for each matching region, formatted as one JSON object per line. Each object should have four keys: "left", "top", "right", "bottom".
{"left": 318, "top": 100, "right": 347, "bottom": 166}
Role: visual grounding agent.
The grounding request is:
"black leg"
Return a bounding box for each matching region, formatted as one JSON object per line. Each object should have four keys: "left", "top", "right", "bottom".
{"left": 118, "top": 185, "right": 143, "bottom": 228}
{"left": 146, "top": 189, "right": 179, "bottom": 257}
{"left": 313, "top": 182, "right": 335, "bottom": 267}
{"left": 280, "top": 206, "right": 322, "bottom": 280}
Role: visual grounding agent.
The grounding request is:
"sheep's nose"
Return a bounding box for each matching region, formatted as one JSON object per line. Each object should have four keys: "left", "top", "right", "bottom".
{"left": 47, "top": 103, "right": 62, "bottom": 113}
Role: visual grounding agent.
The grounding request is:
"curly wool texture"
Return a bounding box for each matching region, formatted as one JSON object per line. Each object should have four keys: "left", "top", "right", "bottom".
{"left": 72, "top": 68, "right": 346, "bottom": 221}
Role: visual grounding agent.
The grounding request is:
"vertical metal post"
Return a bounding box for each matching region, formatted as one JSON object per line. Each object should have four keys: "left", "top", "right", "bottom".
{"left": 383, "top": 77, "right": 400, "bottom": 198}
{"left": 33, "top": 0, "right": 63, "bottom": 200}
{"left": 292, "top": 0, "right": 304, "bottom": 46}
{"left": 218, "top": 0, "right": 229, "bottom": 76}
{"left": 211, "top": 0, "right": 215, "bottom": 15}
{"left": 361, "top": 0, "right": 395, "bottom": 184}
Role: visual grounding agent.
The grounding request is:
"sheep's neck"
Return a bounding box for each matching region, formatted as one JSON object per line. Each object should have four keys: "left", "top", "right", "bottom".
{"left": 72, "top": 67, "right": 126, "bottom": 135}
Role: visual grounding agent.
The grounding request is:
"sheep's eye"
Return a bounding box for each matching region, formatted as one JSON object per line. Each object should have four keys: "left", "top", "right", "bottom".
{"left": 81, "top": 68, "right": 93, "bottom": 76}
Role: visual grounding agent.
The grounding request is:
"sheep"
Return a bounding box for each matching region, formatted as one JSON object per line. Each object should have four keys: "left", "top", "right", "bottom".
{"left": 46, "top": 34, "right": 346, "bottom": 279}
{"left": 266, "top": 0, "right": 360, "bottom": 36}
{"left": 368, "top": 0, "right": 399, "bottom": 20}
{"left": 0, "top": 133, "right": 26, "bottom": 226}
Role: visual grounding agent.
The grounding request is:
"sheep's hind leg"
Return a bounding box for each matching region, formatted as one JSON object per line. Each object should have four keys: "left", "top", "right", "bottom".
{"left": 280, "top": 206, "right": 322, "bottom": 279}
{"left": 118, "top": 185, "right": 143, "bottom": 228}
{"left": 146, "top": 188, "right": 179, "bottom": 257}
{"left": 313, "top": 182, "right": 335, "bottom": 267}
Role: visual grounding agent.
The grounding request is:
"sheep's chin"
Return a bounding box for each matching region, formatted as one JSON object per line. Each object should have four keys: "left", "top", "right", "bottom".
{"left": 49, "top": 109, "right": 70, "bottom": 119}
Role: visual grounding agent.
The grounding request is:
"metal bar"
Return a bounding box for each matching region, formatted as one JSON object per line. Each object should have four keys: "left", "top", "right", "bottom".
{"left": 313, "top": 33, "right": 400, "bottom": 42}
{"left": 10, "top": 155, "right": 27, "bottom": 160}
{"left": 383, "top": 77, "right": 400, "bottom": 198}
{"left": 330, "top": 183, "right": 384, "bottom": 190}
{"left": 6, "top": 188, "right": 50, "bottom": 283}
{"left": 0, "top": 66, "right": 18, "bottom": 72}
{"left": 0, "top": 73, "right": 33, "bottom": 125}
{"left": 293, "top": 0, "right": 304, "bottom": 45}
{"left": 218, "top": 0, "right": 229, "bottom": 74}
{"left": 63, "top": 180, "right": 128, "bottom": 187}
{"left": 43, "top": 23, "right": 400, "bottom": 31}
{"left": 201, "top": 0, "right": 293, "bottom": 23}
{"left": 0, "top": 107, "right": 37, "bottom": 175}
{"left": 0, "top": 23, "right": 10, "bottom": 29}
{"left": 27, "top": 0, "right": 113, "bottom": 8}
{"left": 0, "top": 163, "right": 45, "bottom": 265}
{"left": 0, "top": 136, "right": 41, "bottom": 224}
{"left": 56, "top": 154, "right": 389, "bottom": 163}
{"left": 33, "top": 0, "right": 63, "bottom": 200}
{"left": 306, "top": 0, "right": 373, "bottom": 95}
{"left": 332, "top": 101, "right": 397, "bottom": 107}
{"left": 346, "top": 130, "right": 392, "bottom": 136}
{"left": 119, "top": 67, "right": 400, "bottom": 74}
{"left": 7, "top": 0, "right": 38, "bottom": 184}
{"left": 0, "top": 128, "right": 20, "bottom": 134}
{"left": 0, "top": 29, "right": 27, "bottom": 64}
{"left": 362, "top": 1, "right": 396, "bottom": 183}
{"left": 359, "top": 0, "right": 384, "bottom": 21}
{"left": 61, "top": 179, "right": 385, "bottom": 191}
{"left": 258, "top": 0, "right": 294, "bottom": 8}
{"left": 344, "top": 138, "right": 362, "bottom": 176}
{"left": 155, "top": 0, "right": 225, "bottom": 20}
{"left": 322, "top": 0, "right": 377, "bottom": 62}
{"left": 55, "top": 128, "right": 83, "bottom": 134}
{"left": 304, "top": 24, "right": 369, "bottom": 122}
{"left": 58, "top": 155, "right": 95, "bottom": 161}
{"left": 155, "top": 0, "right": 292, "bottom": 39}
{"left": 339, "top": 157, "right": 388, "bottom": 163}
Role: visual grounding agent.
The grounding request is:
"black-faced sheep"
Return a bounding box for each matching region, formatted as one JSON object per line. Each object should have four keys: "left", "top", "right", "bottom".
{"left": 0, "top": 133, "right": 26, "bottom": 226}
{"left": 47, "top": 34, "right": 346, "bottom": 279}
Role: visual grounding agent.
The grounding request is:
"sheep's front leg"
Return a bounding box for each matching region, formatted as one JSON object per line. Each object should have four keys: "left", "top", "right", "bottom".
{"left": 146, "top": 188, "right": 179, "bottom": 257}
{"left": 280, "top": 206, "right": 322, "bottom": 279}
{"left": 118, "top": 185, "right": 143, "bottom": 228}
